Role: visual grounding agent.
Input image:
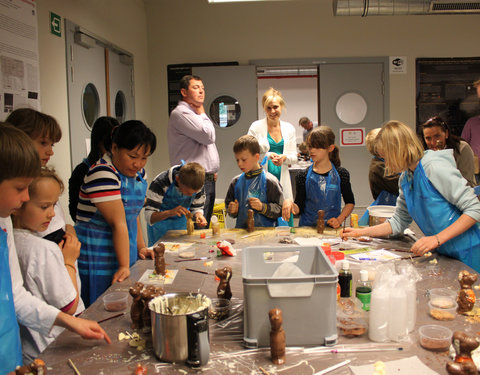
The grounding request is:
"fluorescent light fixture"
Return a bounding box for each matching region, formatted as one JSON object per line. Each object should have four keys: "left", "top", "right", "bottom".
{"left": 208, "top": 0, "right": 285, "bottom": 3}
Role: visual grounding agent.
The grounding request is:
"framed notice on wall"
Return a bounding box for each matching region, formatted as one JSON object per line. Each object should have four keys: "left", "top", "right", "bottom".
{"left": 340, "top": 128, "right": 365, "bottom": 147}
{"left": 0, "top": 0, "right": 40, "bottom": 120}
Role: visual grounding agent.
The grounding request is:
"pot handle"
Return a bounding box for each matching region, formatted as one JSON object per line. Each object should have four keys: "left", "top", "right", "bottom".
{"left": 197, "top": 320, "right": 210, "bottom": 366}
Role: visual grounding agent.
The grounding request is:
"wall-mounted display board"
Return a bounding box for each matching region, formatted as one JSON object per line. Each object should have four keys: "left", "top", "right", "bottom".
{"left": 416, "top": 57, "right": 480, "bottom": 136}
{"left": 167, "top": 62, "right": 238, "bottom": 114}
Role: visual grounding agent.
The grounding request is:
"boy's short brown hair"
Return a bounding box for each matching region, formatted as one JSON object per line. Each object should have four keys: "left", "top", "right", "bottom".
{"left": 233, "top": 135, "right": 260, "bottom": 156}
{"left": 178, "top": 162, "right": 205, "bottom": 191}
{"left": 0, "top": 122, "right": 40, "bottom": 183}
{"left": 6, "top": 108, "right": 62, "bottom": 143}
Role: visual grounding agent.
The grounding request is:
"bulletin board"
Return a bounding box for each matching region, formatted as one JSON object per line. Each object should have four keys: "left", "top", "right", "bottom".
{"left": 0, "top": 0, "right": 40, "bottom": 120}
{"left": 416, "top": 57, "right": 480, "bottom": 135}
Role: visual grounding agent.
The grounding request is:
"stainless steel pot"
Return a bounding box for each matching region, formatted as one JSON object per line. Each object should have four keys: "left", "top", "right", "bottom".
{"left": 149, "top": 293, "right": 211, "bottom": 367}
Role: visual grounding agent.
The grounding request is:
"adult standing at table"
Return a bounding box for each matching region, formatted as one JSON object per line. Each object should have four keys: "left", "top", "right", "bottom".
{"left": 462, "top": 78, "right": 480, "bottom": 182}
{"left": 76, "top": 120, "right": 156, "bottom": 306}
{"left": 298, "top": 116, "right": 316, "bottom": 142}
{"left": 419, "top": 116, "right": 477, "bottom": 187}
{"left": 168, "top": 75, "right": 219, "bottom": 227}
{"left": 248, "top": 88, "right": 296, "bottom": 201}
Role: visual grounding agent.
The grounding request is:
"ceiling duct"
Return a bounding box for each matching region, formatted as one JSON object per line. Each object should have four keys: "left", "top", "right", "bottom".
{"left": 333, "top": 0, "right": 480, "bottom": 15}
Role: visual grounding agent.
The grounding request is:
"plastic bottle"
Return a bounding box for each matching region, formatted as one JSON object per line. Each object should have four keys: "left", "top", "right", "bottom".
{"left": 350, "top": 213, "right": 359, "bottom": 228}
{"left": 369, "top": 286, "right": 390, "bottom": 342}
{"left": 211, "top": 215, "right": 220, "bottom": 236}
{"left": 387, "top": 287, "right": 408, "bottom": 342}
{"left": 355, "top": 269, "right": 372, "bottom": 311}
{"left": 338, "top": 260, "right": 352, "bottom": 298}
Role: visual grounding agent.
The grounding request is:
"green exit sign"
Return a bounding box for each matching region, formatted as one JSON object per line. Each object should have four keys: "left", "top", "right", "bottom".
{"left": 50, "top": 12, "right": 61, "bottom": 37}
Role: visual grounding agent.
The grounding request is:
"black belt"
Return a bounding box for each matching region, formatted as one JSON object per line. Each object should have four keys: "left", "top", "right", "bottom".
{"left": 205, "top": 173, "right": 215, "bottom": 182}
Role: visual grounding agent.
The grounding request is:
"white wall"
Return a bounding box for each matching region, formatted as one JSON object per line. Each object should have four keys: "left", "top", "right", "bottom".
{"left": 36, "top": 0, "right": 151, "bottom": 223}
{"left": 144, "top": 0, "right": 478, "bottom": 181}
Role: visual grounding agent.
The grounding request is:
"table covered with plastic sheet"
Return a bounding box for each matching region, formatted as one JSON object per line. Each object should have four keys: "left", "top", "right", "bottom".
{"left": 40, "top": 226, "right": 480, "bottom": 375}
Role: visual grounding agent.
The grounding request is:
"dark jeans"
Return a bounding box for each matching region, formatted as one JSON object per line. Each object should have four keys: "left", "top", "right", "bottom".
{"left": 198, "top": 179, "right": 215, "bottom": 228}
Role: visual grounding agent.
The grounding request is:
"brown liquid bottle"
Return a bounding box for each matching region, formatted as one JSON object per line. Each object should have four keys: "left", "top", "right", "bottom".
{"left": 317, "top": 210, "right": 325, "bottom": 234}
{"left": 247, "top": 209, "right": 255, "bottom": 233}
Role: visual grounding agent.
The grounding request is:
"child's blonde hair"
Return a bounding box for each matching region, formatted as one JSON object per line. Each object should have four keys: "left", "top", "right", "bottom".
{"left": 365, "top": 128, "right": 381, "bottom": 156}
{"left": 377, "top": 121, "right": 424, "bottom": 175}
{"left": 28, "top": 167, "right": 64, "bottom": 198}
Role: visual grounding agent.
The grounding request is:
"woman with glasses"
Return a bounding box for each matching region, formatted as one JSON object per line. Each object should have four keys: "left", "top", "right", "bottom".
{"left": 419, "top": 116, "right": 476, "bottom": 187}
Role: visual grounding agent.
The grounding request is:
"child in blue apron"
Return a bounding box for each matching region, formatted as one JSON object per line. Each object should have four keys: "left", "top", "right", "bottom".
{"left": 225, "top": 135, "right": 284, "bottom": 228}
{"left": 343, "top": 121, "right": 480, "bottom": 272}
{"left": 145, "top": 162, "right": 207, "bottom": 246}
{"left": 76, "top": 120, "right": 156, "bottom": 305}
{"left": 0, "top": 123, "right": 110, "bottom": 374}
{"left": 282, "top": 126, "right": 355, "bottom": 229}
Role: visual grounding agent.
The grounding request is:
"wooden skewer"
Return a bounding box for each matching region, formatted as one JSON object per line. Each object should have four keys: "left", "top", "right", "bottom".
{"left": 68, "top": 358, "right": 81, "bottom": 375}
{"left": 259, "top": 367, "right": 270, "bottom": 375}
{"left": 97, "top": 312, "right": 126, "bottom": 324}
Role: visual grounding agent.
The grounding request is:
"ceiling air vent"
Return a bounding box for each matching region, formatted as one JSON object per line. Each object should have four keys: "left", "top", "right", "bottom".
{"left": 430, "top": 0, "right": 480, "bottom": 13}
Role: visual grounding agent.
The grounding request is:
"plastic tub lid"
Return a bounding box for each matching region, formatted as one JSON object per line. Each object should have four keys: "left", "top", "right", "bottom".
{"left": 367, "top": 205, "right": 396, "bottom": 217}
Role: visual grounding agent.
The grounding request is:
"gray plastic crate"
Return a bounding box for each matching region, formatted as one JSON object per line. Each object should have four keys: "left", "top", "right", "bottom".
{"left": 242, "top": 245, "right": 338, "bottom": 348}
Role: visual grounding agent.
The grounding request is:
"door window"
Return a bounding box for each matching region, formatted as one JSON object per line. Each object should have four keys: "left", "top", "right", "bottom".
{"left": 82, "top": 83, "right": 100, "bottom": 130}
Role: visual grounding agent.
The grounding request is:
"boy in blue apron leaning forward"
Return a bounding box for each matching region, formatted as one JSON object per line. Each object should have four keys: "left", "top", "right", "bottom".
{"left": 145, "top": 162, "right": 208, "bottom": 246}
{"left": 225, "top": 135, "right": 284, "bottom": 228}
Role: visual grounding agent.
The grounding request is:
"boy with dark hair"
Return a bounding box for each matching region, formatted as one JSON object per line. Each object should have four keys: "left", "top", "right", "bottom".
{"left": 145, "top": 162, "right": 207, "bottom": 245}
{"left": 225, "top": 135, "right": 284, "bottom": 228}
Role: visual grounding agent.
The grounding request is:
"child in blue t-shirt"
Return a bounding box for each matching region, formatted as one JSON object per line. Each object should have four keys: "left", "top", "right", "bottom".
{"left": 225, "top": 135, "right": 283, "bottom": 228}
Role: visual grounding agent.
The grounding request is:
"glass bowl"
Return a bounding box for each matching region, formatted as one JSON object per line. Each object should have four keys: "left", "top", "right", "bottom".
{"left": 208, "top": 298, "right": 231, "bottom": 320}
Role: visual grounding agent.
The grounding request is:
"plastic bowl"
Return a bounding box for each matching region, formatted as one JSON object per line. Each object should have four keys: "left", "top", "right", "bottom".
{"left": 208, "top": 298, "right": 231, "bottom": 320}
{"left": 428, "top": 288, "right": 457, "bottom": 300}
{"left": 103, "top": 292, "right": 128, "bottom": 312}
{"left": 428, "top": 298, "right": 457, "bottom": 321}
{"left": 367, "top": 205, "right": 396, "bottom": 226}
{"left": 419, "top": 324, "right": 452, "bottom": 351}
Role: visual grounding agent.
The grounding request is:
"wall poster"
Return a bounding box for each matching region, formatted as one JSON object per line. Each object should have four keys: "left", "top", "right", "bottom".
{"left": 0, "top": 0, "right": 40, "bottom": 120}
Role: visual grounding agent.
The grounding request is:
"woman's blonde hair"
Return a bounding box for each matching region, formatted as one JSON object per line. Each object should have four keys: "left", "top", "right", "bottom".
{"left": 262, "top": 88, "right": 285, "bottom": 112}
{"left": 377, "top": 120, "right": 424, "bottom": 174}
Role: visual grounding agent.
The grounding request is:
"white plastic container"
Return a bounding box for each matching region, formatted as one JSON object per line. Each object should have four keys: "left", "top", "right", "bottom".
{"left": 369, "top": 287, "right": 390, "bottom": 342}
{"left": 388, "top": 288, "right": 408, "bottom": 341}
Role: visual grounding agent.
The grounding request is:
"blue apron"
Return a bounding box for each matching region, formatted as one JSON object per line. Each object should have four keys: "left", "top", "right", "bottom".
{"left": 234, "top": 171, "right": 275, "bottom": 228}
{"left": 402, "top": 161, "right": 480, "bottom": 272}
{"left": 359, "top": 190, "right": 398, "bottom": 226}
{"left": 147, "top": 182, "right": 194, "bottom": 246}
{"left": 77, "top": 170, "right": 147, "bottom": 306}
{"left": 0, "top": 228, "right": 22, "bottom": 373}
{"left": 299, "top": 163, "right": 341, "bottom": 227}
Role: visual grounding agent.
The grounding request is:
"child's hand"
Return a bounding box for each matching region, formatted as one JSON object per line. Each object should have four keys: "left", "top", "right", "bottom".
{"left": 138, "top": 247, "right": 154, "bottom": 259}
{"left": 195, "top": 213, "right": 208, "bottom": 227}
{"left": 228, "top": 200, "right": 239, "bottom": 215}
{"left": 248, "top": 197, "right": 263, "bottom": 211}
{"left": 282, "top": 199, "right": 295, "bottom": 221}
{"left": 341, "top": 227, "right": 365, "bottom": 240}
{"left": 112, "top": 266, "right": 130, "bottom": 284}
{"left": 170, "top": 206, "right": 190, "bottom": 217}
{"left": 60, "top": 233, "right": 81, "bottom": 265}
{"left": 327, "top": 217, "right": 341, "bottom": 229}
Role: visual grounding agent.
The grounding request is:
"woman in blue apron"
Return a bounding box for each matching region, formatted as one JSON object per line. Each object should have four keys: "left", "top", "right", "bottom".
{"left": 282, "top": 126, "right": 355, "bottom": 229}
{"left": 343, "top": 121, "right": 480, "bottom": 272}
{"left": 146, "top": 163, "right": 207, "bottom": 246}
{"left": 76, "top": 120, "right": 156, "bottom": 305}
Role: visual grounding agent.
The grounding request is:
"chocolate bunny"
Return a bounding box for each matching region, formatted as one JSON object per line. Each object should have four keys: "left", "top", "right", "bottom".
{"left": 446, "top": 331, "right": 479, "bottom": 375}
{"left": 129, "top": 282, "right": 145, "bottom": 329}
{"left": 215, "top": 265, "right": 233, "bottom": 300}
{"left": 457, "top": 270, "right": 478, "bottom": 314}
{"left": 269, "top": 308, "right": 286, "bottom": 365}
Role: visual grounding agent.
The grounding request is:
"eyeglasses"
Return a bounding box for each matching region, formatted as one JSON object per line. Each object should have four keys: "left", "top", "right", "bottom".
{"left": 422, "top": 117, "right": 448, "bottom": 130}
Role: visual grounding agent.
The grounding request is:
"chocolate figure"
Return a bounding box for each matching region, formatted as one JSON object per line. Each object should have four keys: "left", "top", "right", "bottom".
{"left": 141, "top": 285, "right": 164, "bottom": 330}
{"left": 129, "top": 282, "right": 145, "bottom": 329}
{"left": 153, "top": 243, "right": 166, "bottom": 276}
{"left": 269, "top": 308, "right": 286, "bottom": 365}
{"left": 186, "top": 212, "right": 194, "bottom": 235}
{"left": 446, "top": 331, "right": 479, "bottom": 375}
{"left": 215, "top": 266, "right": 232, "bottom": 300}
{"left": 247, "top": 209, "right": 255, "bottom": 233}
{"left": 15, "top": 359, "right": 47, "bottom": 375}
{"left": 317, "top": 210, "right": 325, "bottom": 234}
{"left": 457, "top": 270, "right": 478, "bottom": 314}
